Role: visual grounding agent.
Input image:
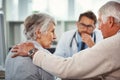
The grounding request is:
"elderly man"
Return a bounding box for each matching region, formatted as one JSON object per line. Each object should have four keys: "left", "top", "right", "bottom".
{"left": 12, "top": 1, "right": 120, "bottom": 80}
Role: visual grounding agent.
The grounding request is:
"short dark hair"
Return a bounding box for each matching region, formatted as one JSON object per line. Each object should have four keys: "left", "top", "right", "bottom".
{"left": 78, "top": 11, "right": 97, "bottom": 24}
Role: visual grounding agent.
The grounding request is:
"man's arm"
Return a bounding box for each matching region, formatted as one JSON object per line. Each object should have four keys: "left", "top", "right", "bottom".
{"left": 32, "top": 35, "right": 120, "bottom": 79}
{"left": 11, "top": 34, "right": 120, "bottom": 79}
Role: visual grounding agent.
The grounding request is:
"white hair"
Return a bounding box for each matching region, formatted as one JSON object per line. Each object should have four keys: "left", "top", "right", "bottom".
{"left": 99, "top": 1, "right": 120, "bottom": 23}
{"left": 24, "top": 13, "right": 56, "bottom": 40}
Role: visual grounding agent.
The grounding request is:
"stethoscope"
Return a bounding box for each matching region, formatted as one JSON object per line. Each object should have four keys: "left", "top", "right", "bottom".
{"left": 70, "top": 32, "right": 96, "bottom": 50}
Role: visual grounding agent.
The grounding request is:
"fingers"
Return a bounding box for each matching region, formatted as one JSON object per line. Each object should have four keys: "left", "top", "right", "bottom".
{"left": 81, "top": 33, "right": 95, "bottom": 47}
{"left": 11, "top": 53, "right": 19, "bottom": 58}
{"left": 11, "top": 49, "right": 18, "bottom": 53}
{"left": 11, "top": 45, "right": 21, "bottom": 58}
{"left": 11, "top": 45, "right": 19, "bottom": 52}
{"left": 81, "top": 33, "right": 92, "bottom": 40}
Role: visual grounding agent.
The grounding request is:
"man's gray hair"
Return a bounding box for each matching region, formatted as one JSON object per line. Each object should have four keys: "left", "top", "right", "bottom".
{"left": 24, "top": 13, "right": 56, "bottom": 40}
{"left": 99, "top": 1, "right": 120, "bottom": 23}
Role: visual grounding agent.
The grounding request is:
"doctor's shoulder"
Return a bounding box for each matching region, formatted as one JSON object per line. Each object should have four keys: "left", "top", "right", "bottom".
{"left": 94, "top": 29, "right": 103, "bottom": 42}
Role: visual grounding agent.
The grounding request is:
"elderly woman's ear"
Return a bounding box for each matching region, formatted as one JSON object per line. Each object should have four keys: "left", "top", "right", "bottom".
{"left": 35, "top": 28, "right": 41, "bottom": 39}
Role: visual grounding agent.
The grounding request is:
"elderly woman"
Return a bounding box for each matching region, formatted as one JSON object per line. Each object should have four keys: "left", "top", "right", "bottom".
{"left": 5, "top": 13, "right": 56, "bottom": 80}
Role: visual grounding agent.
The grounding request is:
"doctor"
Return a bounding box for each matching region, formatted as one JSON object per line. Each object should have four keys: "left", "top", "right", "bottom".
{"left": 54, "top": 11, "right": 103, "bottom": 58}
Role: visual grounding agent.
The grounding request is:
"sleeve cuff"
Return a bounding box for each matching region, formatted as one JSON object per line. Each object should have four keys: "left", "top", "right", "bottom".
{"left": 33, "top": 51, "right": 46, "bottom": 67}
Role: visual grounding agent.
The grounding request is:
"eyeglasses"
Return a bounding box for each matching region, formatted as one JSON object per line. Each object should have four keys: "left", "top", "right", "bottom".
{"left": 79, "top": 23, "right": 95, "bottom": 29}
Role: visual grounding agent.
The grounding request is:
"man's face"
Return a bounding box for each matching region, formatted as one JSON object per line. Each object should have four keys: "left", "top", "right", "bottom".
{"left": 39, "top": 23, "right": 56, "bottom": 48}
{"left": 77, "top": 16, "right": 95, "bottom": 35}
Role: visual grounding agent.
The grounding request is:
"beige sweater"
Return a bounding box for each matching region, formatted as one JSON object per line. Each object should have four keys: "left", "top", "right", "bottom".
{"left": 33, "top": 33, "right": 120, "bottom": 80}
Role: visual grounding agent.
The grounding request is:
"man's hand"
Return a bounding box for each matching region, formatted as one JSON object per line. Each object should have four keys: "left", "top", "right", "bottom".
{"left": 11, "top": 42, "right": 35, "bottom": 58}
{"left": 81, "top": 33, "right": 95, "bottom": 47}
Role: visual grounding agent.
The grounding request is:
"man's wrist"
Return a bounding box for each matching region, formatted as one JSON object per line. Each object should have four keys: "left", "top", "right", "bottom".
{"left": 28, "top": 48, "right": 38, "bottom": 57}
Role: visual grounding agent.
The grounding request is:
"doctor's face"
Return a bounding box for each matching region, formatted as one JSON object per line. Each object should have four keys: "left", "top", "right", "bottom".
{"left": 77, "top": 16, "right": 95, "bottom": 35}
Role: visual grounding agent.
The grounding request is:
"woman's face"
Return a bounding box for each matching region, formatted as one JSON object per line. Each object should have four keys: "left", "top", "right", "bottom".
{"left": 39, "top": 23, "right": 56, "bottom": 48}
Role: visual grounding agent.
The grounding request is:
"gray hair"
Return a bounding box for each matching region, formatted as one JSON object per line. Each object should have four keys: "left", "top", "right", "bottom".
{"left": 24, "top": 13, "right": 56, "bottom": 40}
{"left": 98, "top": 1, "right": 120, "bottom": 23}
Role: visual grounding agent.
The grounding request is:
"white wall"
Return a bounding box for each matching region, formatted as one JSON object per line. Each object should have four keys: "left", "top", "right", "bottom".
{"left": 0, "top": 12, "right": 6, "bottom": 68}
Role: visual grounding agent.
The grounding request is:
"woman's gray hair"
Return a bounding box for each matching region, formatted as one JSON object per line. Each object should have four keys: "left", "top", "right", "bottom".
{"left": 98, "top": 1, "right": 120, "bottom": 23}
{"left": 24, "top": 13, "right": 56, "bottom": 40}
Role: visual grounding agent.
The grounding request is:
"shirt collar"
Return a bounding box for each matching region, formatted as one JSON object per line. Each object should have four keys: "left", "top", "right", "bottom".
{"left": 76, "top": 31, "right": 82, "bottom": 43}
